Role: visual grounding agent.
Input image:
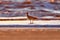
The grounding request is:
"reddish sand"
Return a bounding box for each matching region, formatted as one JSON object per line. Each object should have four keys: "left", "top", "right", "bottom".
{"left": 0, "top": 29, "right": 60, "bottom": 40}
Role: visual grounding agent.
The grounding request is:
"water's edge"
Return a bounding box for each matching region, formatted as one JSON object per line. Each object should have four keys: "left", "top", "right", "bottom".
{"left": 0, "top": 25, "right": 60, "bottom": 27}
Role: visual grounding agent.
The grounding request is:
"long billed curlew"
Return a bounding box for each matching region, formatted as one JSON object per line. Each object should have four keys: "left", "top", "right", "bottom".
{"left": 26, "top": 12, "right": 38, "bottom": 24}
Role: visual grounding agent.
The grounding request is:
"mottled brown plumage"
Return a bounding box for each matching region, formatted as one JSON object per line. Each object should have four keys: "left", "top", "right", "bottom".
{"left": 26, "top": 12, "right": 38, "bottom": 24}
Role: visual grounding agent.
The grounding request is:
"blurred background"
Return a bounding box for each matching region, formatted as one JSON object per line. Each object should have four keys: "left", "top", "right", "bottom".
{"left": 0, "top": 0, "right": 60, "bottom": 17}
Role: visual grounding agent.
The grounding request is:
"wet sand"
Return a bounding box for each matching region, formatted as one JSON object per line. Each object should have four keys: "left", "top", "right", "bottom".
{"left": 0, "top": 28, "right": 60, "bottom": 40}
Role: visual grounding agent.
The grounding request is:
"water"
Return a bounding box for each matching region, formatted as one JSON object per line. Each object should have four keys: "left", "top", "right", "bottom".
{"left": 0, "top": 1, "right": 60, "bottom": 17}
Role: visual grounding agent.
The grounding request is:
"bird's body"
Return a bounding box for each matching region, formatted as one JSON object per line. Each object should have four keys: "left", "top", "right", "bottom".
{"left": 26, "top": 12, "right": 38, "bottom": 24}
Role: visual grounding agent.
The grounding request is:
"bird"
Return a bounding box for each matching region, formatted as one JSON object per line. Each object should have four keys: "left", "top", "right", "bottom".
{"left": 26, "top": 12, "right": 38, "bottom": 24}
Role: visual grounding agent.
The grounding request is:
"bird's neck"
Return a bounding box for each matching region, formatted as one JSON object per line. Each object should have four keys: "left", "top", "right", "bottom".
{"left": 27, "top": 12, "right": 28, "bottom": 16}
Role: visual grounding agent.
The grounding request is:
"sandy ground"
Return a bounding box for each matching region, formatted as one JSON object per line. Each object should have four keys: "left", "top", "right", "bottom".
{"left": 0, "top": 20, "right": 60, "bottom": 25}
{"left": 0, "top": 28, "right": 60, "bottom": 40}
{"left": 0, "top": 20, "right": 60, "bottom": 40}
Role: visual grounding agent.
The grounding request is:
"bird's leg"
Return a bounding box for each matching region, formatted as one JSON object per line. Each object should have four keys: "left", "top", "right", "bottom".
{"left": 32, "top": 20, "right": 33, "bottom": 24}
{"left": 30, "top": 20, "right": 32, "bottom": 24}
{"left": 30, "top": 20, "right": 33, "bottom": 24}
